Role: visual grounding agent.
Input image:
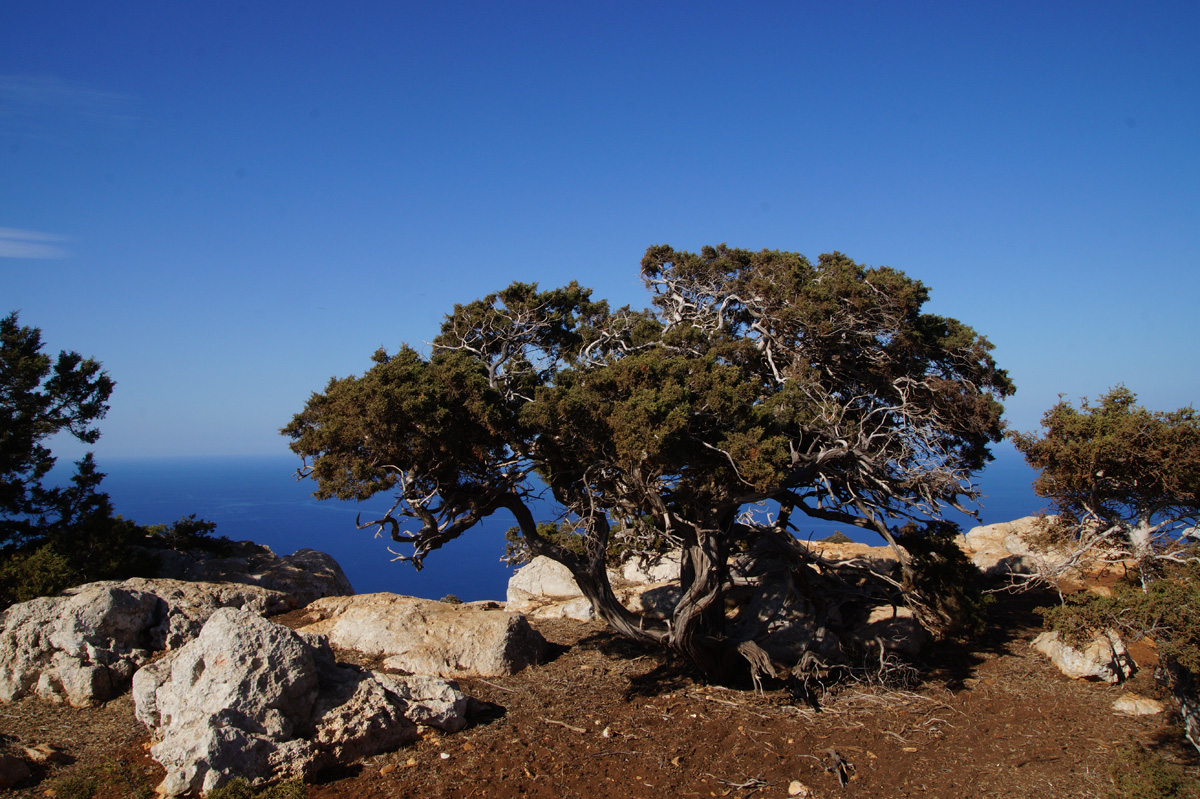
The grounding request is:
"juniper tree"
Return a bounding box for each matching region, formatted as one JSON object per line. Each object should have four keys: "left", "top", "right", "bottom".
{"left": 0, "top": 311, "right": 115, "bottom": 549}
{"left": 1012, "top": 387, "right": 1200, "bottom": 581}
{"left": 284, "top": 245, "right": 1013, "bottom": 679}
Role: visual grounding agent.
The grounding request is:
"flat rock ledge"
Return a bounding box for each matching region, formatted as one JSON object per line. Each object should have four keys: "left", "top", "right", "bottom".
{"left": 298, "top": 593, "right": 547, "bottom": 678}
{"left": 147, "top": 543, "right": 355, "bottom": 606}
{"left": 133, "top": 607, "right": 468, "bottom": 795}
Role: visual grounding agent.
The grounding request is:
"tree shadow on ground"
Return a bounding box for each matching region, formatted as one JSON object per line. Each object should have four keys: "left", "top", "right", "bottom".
{"left": 572, "top": 628, "right": 704, "bottom": 699}
{"left": 311, "top": 764, "right": 362, "bottom": 784}
{"left": 921, "top": 582, "right": 1056, "bottom": 691}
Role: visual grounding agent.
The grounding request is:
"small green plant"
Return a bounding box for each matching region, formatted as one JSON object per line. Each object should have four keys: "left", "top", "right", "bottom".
{"left": 103, "top": 757, "right": 155, "bottom": 799}
{"left": 820, "top": 531, "right": 853, "bottom": 544}
{"left": 207, "top": 777, "right": 307, "bottom": 799}
{"left": 0, "top": 544, "right": 75, "bottom": 605}
{"left": 440, "top": 593, "right": 463, "bottom": 604}
{"left": 45, "top": 758, "right": 155, "bottom": 799}
{"left": 1108, "top": 744, "right": 1199, "bottom": 799}
{"left": 144, "top": 514, "right": 232, "bottom": 555}
{"left": 49, "top": 768, "right": 101, "bottom": 799}
{"left": 1043, "top": 559, "right": 1200, "bottom": 685}
{"left": 207, "top": 779, "right": 256, "bottom": 799}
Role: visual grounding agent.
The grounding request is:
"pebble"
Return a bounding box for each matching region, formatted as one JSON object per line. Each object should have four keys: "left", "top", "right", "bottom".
{"left": 788, "top": 780, "right": 811, "bottom": 797}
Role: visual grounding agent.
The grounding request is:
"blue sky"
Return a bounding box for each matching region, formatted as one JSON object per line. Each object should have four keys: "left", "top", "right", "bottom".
{"left": 3, "top": 1, "right": 1197, "bottom": 460}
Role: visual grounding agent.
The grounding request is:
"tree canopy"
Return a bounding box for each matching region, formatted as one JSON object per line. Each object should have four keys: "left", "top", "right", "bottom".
{"left": 1012, "top": 386, "right": 1200, "bottom": 578}
{"left": 0, "top": 311, "right": 224, "bottom": 607}
{"left": 285, "top": 245, "right": 1014, "bottom": 679}
{"left": 0, "top": 311, "right": 115, "bottom": 549}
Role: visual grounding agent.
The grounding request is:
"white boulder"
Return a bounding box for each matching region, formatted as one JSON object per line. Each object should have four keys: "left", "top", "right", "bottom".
{"left": 960, "top": 516, "right": 1070, "bottom": 578}
{"left": 506, "top": 556, "right": 681, "bottom": 621}
{"left": 1031, "top": 629, "right": 1136, "bottom": 683}
{"left": 0, "top": 579, "right": 294, "bottom": 707}
{"left": 619, "top": 552, "right": 681, "bottom": 584}
{"left": 299, "top": 593, "right": 546, "bottom": 677}
{"left": 133, "top": 607, "right": 467, "bottom": 795}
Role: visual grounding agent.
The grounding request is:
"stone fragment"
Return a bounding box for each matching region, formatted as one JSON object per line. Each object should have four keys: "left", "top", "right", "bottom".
{"left": 1031, "top": 629, "right": 1136, "bottom": 683}
{"left": 19, "top": 743, "right": 66, "bottom": 763}
{"left": 300, "top": 594, "right": 546, "bottom": 677}
{"left": 1112, "top": 692, "right": 1165, "bottom": 716}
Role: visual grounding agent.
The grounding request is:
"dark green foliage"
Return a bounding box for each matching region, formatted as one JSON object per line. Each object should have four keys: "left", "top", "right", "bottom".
{"left": 1108, "top": 744, "right": 1200, "bottom": 799}
{"left": 1012, "top": 387, "right": 1200, "bottom": 571}
{"left": 142, "top": 513, "right": 232, "bottom": 555}
{"left": 897, "top": 521, "right": 990, "bottom": 638}
{"left": 1, "top": 311, "right": 114, "bottom": 548}
{"left": 820, "top": 531, "right": 853, "bottom": 544}
{"left": 0, "top": 543, "right": 74, "bottom": 604}
{"left": 0, "top": 313, "right": 217, "bottom": 608}
{"left": 504, "top": 521, "right": 587, "bottom": 566}
{"left": 1043, "top": 558, "right": 1200, "bottom": 684}
{"left": 286, "top": 245, "right": 1012, "bottom": 677}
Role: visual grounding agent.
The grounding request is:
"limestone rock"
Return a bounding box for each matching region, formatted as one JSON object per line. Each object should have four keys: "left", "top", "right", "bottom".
{"left": 0, "top": 585, "right": 159, "bottom": 706}
{"left": 1031, "top": 629, "right": 1136, "bottom": 683}
{"left": 150, "top": 543, "right": 354, "bottom": 605}
{"left": 506, "top": 557, "right": 592, "bottom": 619}
{"left": 506, "top": 556, "right": 679, "bottom": 621}
{"left": 960, "top": 517, "right": 1070, "bottom": 578}
{"left": 1112, "top": 692, "right": 1165, "bottom": 716}
{"left": 134, "top": 607, "right": 466, "bottom": 795}
{"left": 0, "top": 579, "right": 293, "bottom": 707}
{"left": 300, "top": 593, "right": 546, "bottom": 677}
{"left": 373, "top": 673, "right": 469, "bottom": 732}
{"left": 619, "top": 552, "right": 681, "bottom": 584}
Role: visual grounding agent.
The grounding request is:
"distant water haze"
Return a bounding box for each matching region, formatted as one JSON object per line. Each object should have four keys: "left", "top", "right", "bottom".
{"left": 74, "top": 442, "right": 1046, "bottom": 602}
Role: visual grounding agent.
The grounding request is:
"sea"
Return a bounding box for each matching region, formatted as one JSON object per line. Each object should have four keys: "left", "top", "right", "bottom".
{"left": 83, "top": 442, "right": 1047, "bottom": 603}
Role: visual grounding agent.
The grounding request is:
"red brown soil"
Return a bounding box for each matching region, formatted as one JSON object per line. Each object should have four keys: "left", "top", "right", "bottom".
{"left": 2, "top": 590, "right": 1197, "bottom": 799}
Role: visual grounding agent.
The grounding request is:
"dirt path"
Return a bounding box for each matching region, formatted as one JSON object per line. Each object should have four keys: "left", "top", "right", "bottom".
{"left": 1, "top": 592, "right": 1196, "bottom": 799}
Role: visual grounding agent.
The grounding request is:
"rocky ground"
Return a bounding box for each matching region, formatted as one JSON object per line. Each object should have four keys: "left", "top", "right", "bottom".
{"left": 1, "top": 588, "right": 1197, "bottom": 799}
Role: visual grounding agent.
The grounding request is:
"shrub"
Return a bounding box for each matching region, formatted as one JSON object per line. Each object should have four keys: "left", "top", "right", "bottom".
{"left": 820, "top": 531, "right": 853, "bottom": 544}
{"left": 0, "top": 544, "right": 75, "bottom": 606}
{"left": 1043, "top": 558, "right": 1200, "bottom": 685}
{"left": 207, "top": 778, "right": 307, "bottom": 799}
{"left": 898, "top": 521, "right": 989, "bottom": 638}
